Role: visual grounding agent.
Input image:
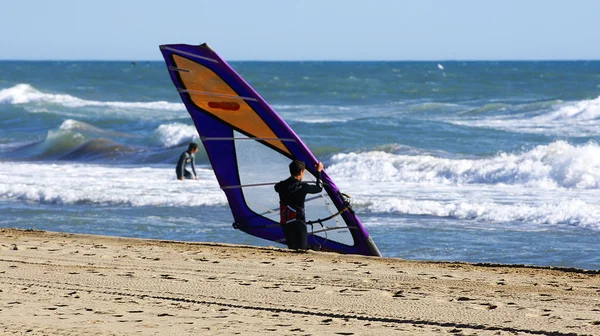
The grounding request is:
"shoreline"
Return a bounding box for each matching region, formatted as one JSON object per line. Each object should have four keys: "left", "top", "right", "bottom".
{"left": 1, "top": 228, "right": 599, "bottom": 335}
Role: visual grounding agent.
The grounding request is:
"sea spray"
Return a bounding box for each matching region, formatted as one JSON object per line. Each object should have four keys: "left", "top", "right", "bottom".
{"left": 155, "top": 123, "right": 199, "bottom": 148}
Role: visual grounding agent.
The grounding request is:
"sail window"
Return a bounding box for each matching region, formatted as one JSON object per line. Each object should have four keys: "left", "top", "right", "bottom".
{"left": 233, "top": 131, "right": 355, "bottom": 246}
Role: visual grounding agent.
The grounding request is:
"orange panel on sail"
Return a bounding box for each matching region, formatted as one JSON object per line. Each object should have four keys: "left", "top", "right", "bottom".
{"left": 172, "top": 55, "right": 290, "bottom": 155}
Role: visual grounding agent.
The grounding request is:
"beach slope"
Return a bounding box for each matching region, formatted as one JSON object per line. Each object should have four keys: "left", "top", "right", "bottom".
{"left": 1, "top": 228, "right": 598, "bottom": 335}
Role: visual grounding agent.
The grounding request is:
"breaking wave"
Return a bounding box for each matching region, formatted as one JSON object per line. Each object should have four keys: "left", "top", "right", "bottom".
{"left": 328, "top": 141, "right": 600, "bottom": 189}
{"left": 0, "top": 83, "right": 184, "bottom": 111}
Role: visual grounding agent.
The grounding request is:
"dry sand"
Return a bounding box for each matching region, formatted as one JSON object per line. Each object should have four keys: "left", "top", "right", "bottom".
{"left": 0, "top": 228, "right": 599, "bottom": 335}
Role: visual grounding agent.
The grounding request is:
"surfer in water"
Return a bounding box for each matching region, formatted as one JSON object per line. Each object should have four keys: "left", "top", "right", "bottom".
{"left": 176, "top": 143, "right": 199, "bottom": 180}
{"left": 275, "top": 160, "right": 324, "bottom": 250}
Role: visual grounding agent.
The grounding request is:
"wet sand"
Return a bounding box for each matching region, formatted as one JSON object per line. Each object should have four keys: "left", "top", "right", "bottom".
{"left": 1, "top": 228, "right": 599, "bottom": 335}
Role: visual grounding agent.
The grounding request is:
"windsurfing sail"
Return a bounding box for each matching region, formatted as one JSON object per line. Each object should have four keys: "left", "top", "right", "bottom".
{"left": 159, "top": 43, "right": 381, "bottom": 257}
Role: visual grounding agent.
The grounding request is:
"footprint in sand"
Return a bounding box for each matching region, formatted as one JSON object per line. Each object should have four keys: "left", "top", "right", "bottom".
{"left": 263, "top": 285, "right": 280, "bottom": 289}
{"left": 455, "top": 297, "right": 475, "bottom": 302}
{"left": 160, "top": 274, "right": 176, "bottom": 280}
{"left": 393, "top": 290, "right": 404, "bottom": 298}
{"left": 478, "top": 303, "right": 498, "bottom": 310}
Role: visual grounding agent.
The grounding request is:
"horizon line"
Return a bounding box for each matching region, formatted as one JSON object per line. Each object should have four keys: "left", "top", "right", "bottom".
{"left": 1, "top": 58, "right": 600, "bottom": 62}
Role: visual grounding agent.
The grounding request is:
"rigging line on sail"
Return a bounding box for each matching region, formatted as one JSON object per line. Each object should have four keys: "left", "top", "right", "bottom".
{"left": 319, "top": 191, "right": 339, "bottom": 223}
{"left": 232, "top": 222, "right": 356, "bottom": 233}
{"left": 307, "top": 191, "right": 338, "bottom": 248}
{"left": 235, "top": 198, "right": 350, "bottom": 247}
{"left": 253, "top": 193, "right": 330, "bottom": 217}
{"left": 244, "top": 199, "right": 280, "bottom": 217}
{"left": 243, "top": 193, "right": 347, "bottom": 226}
{"left": 161, "top": 45, "right": 219, "bottom": 63}
{"left": 177, "top": 88, "right": 258, "bottom": 101}
{"left": 167, "top": 66, "right": 190, "bottom": 72}
{"left": 200, "top": 136, "right": 297, "bottom": 142}
{"left": 306, "top": 206, "right": 350, "bottom": 225}
{"left": 221, "top": 182, "right": 279, "bottom": 190}
{"left": 309, "top": 218, "right": 326, "bottom": 250}
{"left": 310, "top": 226, "right": 358, "bottom": 234}
{"left": 222, "top": 181, "right": 327, "bottom": 191}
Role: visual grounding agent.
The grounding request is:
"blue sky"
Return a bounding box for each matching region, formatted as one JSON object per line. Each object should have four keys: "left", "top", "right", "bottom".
{"left": 2, "top": 0, "right": 599, "bottom": 61}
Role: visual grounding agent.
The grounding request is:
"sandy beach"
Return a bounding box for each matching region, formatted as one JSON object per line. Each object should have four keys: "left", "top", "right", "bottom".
{"left": 0, "top": 228, "right": 598, "bottom": 335}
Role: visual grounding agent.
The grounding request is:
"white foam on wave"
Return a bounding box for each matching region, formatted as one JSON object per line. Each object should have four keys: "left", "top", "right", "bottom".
{"left": 59, "top": 119, "right": 130, "bottom": 137}
{"left": 0, "top": 84, "right": 185, "bottom": 111}
{"left": 362, "top": 196, "right": 600, "bottom": 229}
{"left": 0, "top": 162, "right": 225, "bottom": 207}
{"left": 451, "top": 96, "right": 600, "bottom": 136}
{"left": 155, "top": 123, "right": 199, "bottom": 148}
{"left": 331, "top": 172, "right": 600, "bottom": 230}
{"left": 542, "top": 96, "right": 600, "bottom": 121}
{"left": 328, "top": 141, "right": 600, "bottom": 189}
{"left": 60, "top": 119, "right": 93, "bottom": 131}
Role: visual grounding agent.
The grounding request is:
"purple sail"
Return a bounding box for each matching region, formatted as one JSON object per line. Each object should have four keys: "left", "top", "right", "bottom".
{"left": 159, "top": 43, "right": 381, "bottom": 256}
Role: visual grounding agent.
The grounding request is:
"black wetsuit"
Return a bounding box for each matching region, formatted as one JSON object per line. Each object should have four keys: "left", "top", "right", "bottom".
{"left": 176, "top": 151, "right": 197, "bottom": 180}
{"left": 274, "top": 172, "right": 323, "bottom": 250}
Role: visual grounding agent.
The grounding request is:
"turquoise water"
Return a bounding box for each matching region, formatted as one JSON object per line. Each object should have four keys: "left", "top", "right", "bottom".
{"left": 1, "top": 60, "right": 600, "bottom": 269}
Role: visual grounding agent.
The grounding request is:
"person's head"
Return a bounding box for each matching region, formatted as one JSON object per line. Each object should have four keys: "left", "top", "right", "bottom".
{"left": 289, "top": 160, "right": 305, "bottom": 179}
{"left": 187, "top": 142, "right": 199, "bottom": 153}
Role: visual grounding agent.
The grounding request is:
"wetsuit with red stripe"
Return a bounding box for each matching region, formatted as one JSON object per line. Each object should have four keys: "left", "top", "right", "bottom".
{"left": 274, "top": 172, "right": 323, "bottom": 250}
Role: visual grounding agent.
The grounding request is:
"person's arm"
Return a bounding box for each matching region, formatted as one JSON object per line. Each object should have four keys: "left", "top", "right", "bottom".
{"left": 303, "top": 162, "right": 324, "bottom": 194}
{"left": 191, "top": 155, "right": 198, "bottom": 179}
{"left": 176, "top": 153, "right": 186, "bottom": 180}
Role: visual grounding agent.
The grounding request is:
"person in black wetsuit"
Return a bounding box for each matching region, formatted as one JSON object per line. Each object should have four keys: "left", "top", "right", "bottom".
{"left": 274, "top": 160, "right": 324, "bottom": 250}
{"left": 176, "top": 143, "right": 199, "bottom": 180}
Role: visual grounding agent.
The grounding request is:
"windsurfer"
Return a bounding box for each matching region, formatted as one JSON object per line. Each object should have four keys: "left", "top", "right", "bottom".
{"left": 176, "top": 143, "right": 199, "bottom": 180}
{"left": 275, "top": 160, "right": 324, "bottom": 250}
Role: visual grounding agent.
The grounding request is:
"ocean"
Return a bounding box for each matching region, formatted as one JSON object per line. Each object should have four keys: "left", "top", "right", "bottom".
{"left": 1, "top": 60, "right": 599, "bottom": 269}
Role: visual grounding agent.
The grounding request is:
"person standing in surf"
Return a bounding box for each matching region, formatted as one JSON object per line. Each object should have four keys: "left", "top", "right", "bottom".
{"left": 275, "top": 160, "right": 324, "bottom": 250}
{"left": 176, "top": 143, "right": 199, "bottom": 180}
